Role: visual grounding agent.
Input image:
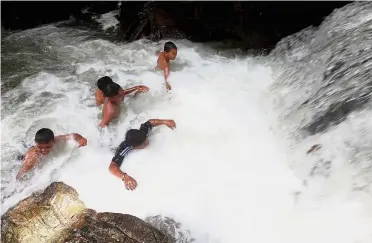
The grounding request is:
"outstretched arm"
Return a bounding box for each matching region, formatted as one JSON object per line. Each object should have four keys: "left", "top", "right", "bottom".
{"left": 120, "top": 85, "right": 149, "bottom": 97}
{"left": 148, "top": 119, "right": 176, "bottom": 129}
{"left": 16, "top": 153, "right": 40, "bottom": 180}
{"left": 55, "top": 133, "right": 87, "bottom": 147}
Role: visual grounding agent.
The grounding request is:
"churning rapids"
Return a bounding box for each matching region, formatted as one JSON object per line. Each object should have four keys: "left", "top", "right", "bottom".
{"left": 1, "top": 2, "right": 372, "bottom": 243}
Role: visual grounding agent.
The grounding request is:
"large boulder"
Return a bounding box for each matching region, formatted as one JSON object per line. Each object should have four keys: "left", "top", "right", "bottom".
{"left": 1, "top": 182, "right": 173, "bottom": 243}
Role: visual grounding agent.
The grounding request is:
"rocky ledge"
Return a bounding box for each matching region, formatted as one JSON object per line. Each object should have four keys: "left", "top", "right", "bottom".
{"left": 1, "top": 182, "right": 191, "bottom": 243}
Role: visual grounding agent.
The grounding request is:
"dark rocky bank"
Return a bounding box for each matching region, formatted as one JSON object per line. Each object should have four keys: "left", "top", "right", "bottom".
{"left": 2, "top": 1, "right": 351, "bottom": 52}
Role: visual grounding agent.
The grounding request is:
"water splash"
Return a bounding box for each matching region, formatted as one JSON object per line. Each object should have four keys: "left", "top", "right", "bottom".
{"left": 2, "top": 2, "right": 372, "bottom": 243}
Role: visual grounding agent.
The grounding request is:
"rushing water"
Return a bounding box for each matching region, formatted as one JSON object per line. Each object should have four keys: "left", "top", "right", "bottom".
{"left": 1, "top": 2, "right": 372, "bottom": 243}
{"left": 266, "top": 1, "right": 372, "bottom": 208}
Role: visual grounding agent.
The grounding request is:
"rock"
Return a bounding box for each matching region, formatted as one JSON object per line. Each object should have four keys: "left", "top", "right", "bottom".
{"left": 1, "top": 182, "right": 173, "bottom": 243}
{"left": 1, "top": 2, "right": 118, "bottom": 30}
{"left": 63, "top": 211, "right": 172, "bottom": 243}
{"left": 269, "top": 2, "right": 372, "bottom": 136}
{"left": 117, "top": 2, "right": 187, "bottom": 42}
{"left": 146, "top": 215, "right": 195, "bottom": 243}
{"left": 2, "top": 2, "right": 352, "bottom": 51}
{"left": 1, "top": 182, "right": 85, "bottom": 243}
{"left": 117, "top": 2, "right": 352, "bottom": 51}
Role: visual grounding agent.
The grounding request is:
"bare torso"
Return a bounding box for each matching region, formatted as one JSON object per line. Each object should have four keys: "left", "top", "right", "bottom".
{"left": 157, "top": 52, "right": 169, "bottom": 71}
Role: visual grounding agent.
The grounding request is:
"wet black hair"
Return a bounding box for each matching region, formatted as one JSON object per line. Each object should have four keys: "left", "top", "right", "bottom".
{"left": 97, "top": 76, "right": 113, "bottom": 91}
{"left": 35, "top": 128, "right": 55, "bottom": 144}
{"left": 125, "top": 129, "right": 147, "bottom": 147}
{"left": 164, "top": 41, "right": 177, "bottom": 52}
{"left": 103, "top": 82, "right": 120, "bottom": 98}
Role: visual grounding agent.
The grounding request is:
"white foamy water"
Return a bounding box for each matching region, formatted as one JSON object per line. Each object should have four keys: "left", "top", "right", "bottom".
{"left": 94, "top": 10, "right": 119, "bottom": 31}
{"left": 2, "top": 4, "right": 372, "bottom": 242}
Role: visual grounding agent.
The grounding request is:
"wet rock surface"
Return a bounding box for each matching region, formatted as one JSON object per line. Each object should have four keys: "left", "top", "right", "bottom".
{"left": 2, "top": 2, "right": 351, "bottom": 51}
{"left": 117, "top": 2, "right": 351, "bottom": 51}
{"left": 1, "top": 182, "right": 174, "bottom": 243}
{"left": 269, "top": 2, "right": 372, "bottom": 136}
{"left": 146, "top": 215, "right": 195, "bottom": 243}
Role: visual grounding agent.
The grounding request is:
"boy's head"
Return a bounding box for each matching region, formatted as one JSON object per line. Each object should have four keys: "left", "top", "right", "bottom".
{"left": 97, "top": 76, "right": 113, "bottom": 92}
{"left": 34, "top": 128, "right": 55, "bottom": 155}
{"left": 164, "top": 41, "right": 177, "bottom": 60}
{"left": 125, "top": 129, "right": 149, "bottom": 149}
{"left": 103, "top": 82, "right": 121, "bottom": 103}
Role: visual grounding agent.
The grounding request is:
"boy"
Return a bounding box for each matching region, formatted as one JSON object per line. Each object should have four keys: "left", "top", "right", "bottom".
{"left": 95, "top": 76, "right": 149, "bottom": 106}
{"left": 157, "top": 41, "right": 177, "bottom": 91}
{"left": 99, "top": 82, "right": 122, "bottom": 128}
{"left": 108, "top": 119, "right": 176, "bottom": 190}
{"left": 16, "top": 128, "right": 87, "bottom": 179}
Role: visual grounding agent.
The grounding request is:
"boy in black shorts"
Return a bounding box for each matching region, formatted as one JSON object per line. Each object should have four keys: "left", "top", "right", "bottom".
{"left": 108, "top": 119, "right": 176, "bottom": 190}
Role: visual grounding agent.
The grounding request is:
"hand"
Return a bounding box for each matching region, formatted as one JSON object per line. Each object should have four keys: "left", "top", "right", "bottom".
{"left": 165, "top": 82, "right": 172, "bottom": 91}
{"left": 134, "top": 85, "right": 150, "bottom": 96}
{"left": 136, "top": 85, "right": 150, "bottom": 93}
{"left": 74, "top": 133, "right": 87, "bottom": 147}
{"left": 123, "top": 174, "right": 138, "bottom": 190}
{"left": 164, "top": 120, "right": 176, "bottom": 130}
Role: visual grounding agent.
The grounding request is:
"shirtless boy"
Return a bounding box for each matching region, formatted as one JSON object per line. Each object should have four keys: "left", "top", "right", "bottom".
{"left": 95, "top": 76, "right": 149, "bottom": 106}
{"left": 108, "top": 118, "right": 176, "bottom": 190}
{"left": 157, "top": 41, "right": 177, "bottom": 91}
{"left": 16, "top": 128, "right": 87, "bottom": 180}
{"left": 99, "top": 82, "right": 122, "bottom": 128}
